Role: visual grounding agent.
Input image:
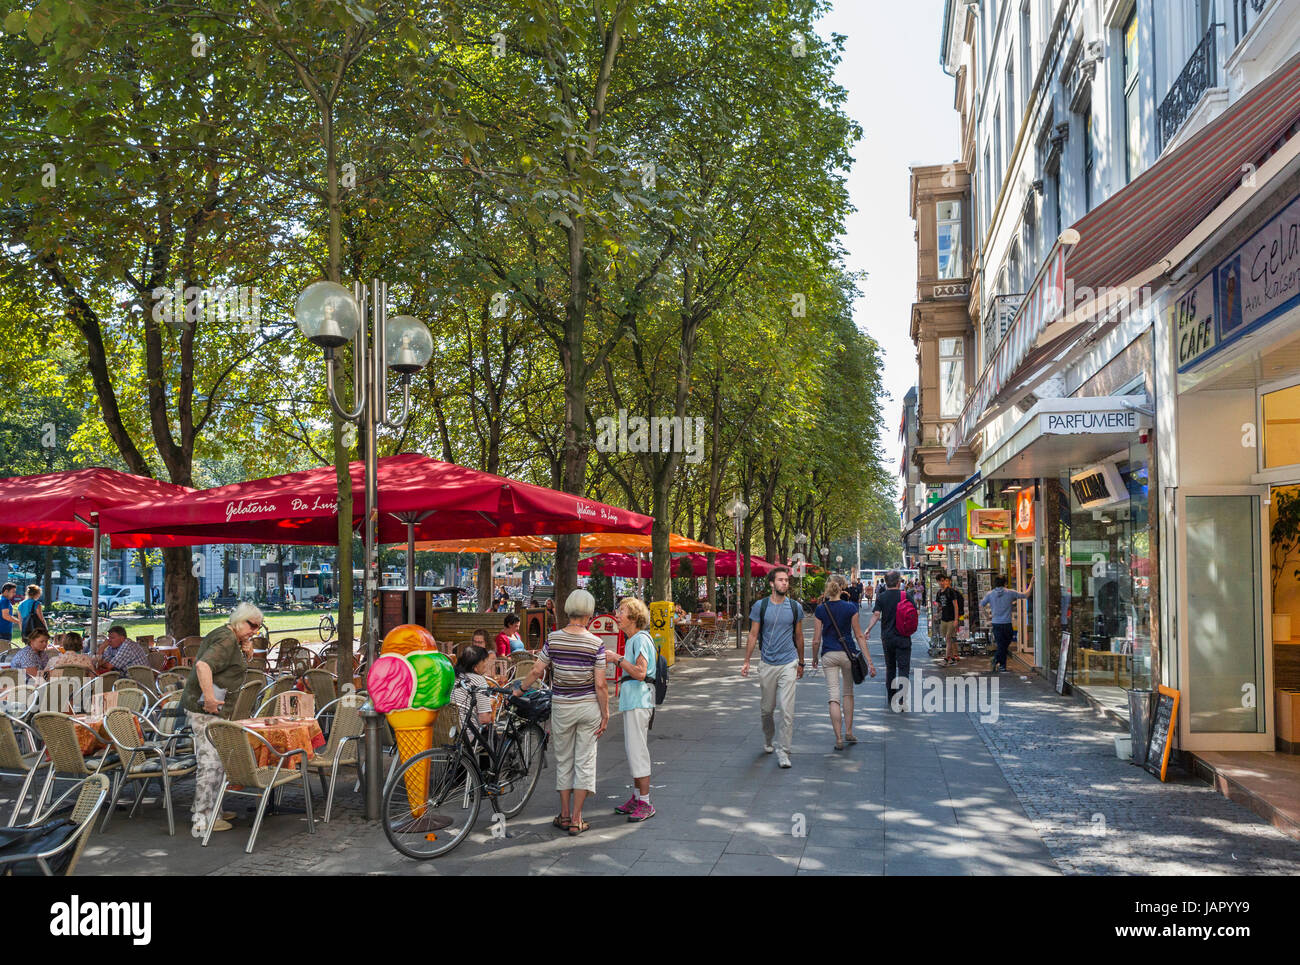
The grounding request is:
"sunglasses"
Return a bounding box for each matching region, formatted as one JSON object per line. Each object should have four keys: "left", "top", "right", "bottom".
{"left": 247, "top": 621, "right": 263, "bottom": 631}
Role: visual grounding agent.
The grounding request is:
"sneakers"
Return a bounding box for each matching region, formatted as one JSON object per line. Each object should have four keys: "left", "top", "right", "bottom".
{"left": 614, "top": 795, "right": 638, "bottom": 815}
{"left": 776, "top": 751, "right": 792, "bottom": 769}
{"left": 763, "top": 742, "right": 775, "bottom": 754}
{"left": 627, "top": 801, "right": 656, "bottom": 822}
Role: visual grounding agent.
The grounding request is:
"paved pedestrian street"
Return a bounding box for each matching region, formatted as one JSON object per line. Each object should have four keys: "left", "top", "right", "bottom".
{"left": 55, "top": 619, "right": 1300, "bottom": 877}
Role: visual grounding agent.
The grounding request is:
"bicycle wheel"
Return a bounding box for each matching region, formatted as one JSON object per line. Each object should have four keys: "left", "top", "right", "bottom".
{"left": 492, "top": 722, "right": 547, "bottom": 819}
{"left": 383, "top": 747, "right": 483, "bottom": 859}
{"left": 318, "top": 614, "right": 336, "bottom": 642}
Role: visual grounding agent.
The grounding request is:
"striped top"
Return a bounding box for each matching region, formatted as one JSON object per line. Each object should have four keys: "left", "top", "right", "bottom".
{"left": 538, "top": 628, "right": 606, "bottom": 702}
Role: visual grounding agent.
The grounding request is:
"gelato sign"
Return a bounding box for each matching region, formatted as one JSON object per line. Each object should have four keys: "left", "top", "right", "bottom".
{"left": 1176, "top": 191, "right": 1300, "bottom": 372}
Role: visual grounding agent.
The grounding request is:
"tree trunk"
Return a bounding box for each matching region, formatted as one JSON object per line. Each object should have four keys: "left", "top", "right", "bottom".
{"left": 477, "top": 554, "right": 493, "bottom": 612}
{"left": 163, "top": 546, "right": 199, "bottom": 637}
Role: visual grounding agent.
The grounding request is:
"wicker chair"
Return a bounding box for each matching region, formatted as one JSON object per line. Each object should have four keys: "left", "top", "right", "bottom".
{"left": 0, "top": 773, "right": 109, "bottom": 876}
{"left": 96, "top": 670, "right": 121, "bottom": 692}
{"left": 0, "top": 712, "right": 44, "bottom": 823}
{"left": 111, "top": 683, "right": 150, "bottom": 715}
{"left": 179, "top": 636, "right": 202, "bottom": 666}
{"left": 147, "top": 690, "right": 192, "bottom": 754}
{"left": 253, "top": 677, "right": 296, "bottom": 717}
{"left": 226, "top": 679, "right": 263, "bottom": 722}
{"left": 242, "top": 669, "right": 270, "bottom": 690}
{"left": 1, "top": 683, "right": 41, "bottom": 721}
{"left": 155, "top": 635, "right": 175, "bottom": 649}
{"left": 156, "top": 670, "right": 188, "bottom": 693}
{"left": 303, "top": 668, "right": 337, "bottom": 706}
{"left": 100, "top": 707, "right": 197, "bottom": 835}
{"left": 47, "top": 666, "right": 87, "bottom": 681}
{"left": 29, "top": 712, "right": 122, "bottom": 816}
{"left": 147, "top": 650, "right": 168, "bottom": 672}
{"left": 200, "top": 721, "right": 316, "bottom": 853}
{"left": 307, "top": 695, "right": 365, "bottom": 822}
{"left": 126, "top": 665, "right": 160, "bottom": 696}
{"left": 0, "top": 668, "right": 20, "bottom": 689}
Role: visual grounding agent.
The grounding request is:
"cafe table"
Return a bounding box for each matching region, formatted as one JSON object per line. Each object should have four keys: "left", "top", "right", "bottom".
{"left": 68, "top": 713, "right": 142, "bottom": 756}
{"left": 239, "top": 715, "right": 325, "bottom": 769}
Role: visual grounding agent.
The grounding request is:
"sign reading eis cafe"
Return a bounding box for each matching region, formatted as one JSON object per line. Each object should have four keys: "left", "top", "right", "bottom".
{"left": 1175, "top": 191, "right": 1300, "bottom": 371}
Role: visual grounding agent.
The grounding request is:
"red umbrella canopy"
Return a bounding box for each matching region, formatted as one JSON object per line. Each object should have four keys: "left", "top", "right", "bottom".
{"left": 0, "top": 468, "right": 194, "bottom": 548}
{"left": 577, "top": 553, "right": 682, "bottom": 578}
{"left": 685, "top": 551, "right": 777, "bottom": 577}
{"left": 98, "top": 453, "right": 653, "bottom": 546}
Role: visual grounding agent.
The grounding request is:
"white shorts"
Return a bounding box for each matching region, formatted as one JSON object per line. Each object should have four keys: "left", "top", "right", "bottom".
{"left": 622, "top": 706, "right": 653, "bottom": 779}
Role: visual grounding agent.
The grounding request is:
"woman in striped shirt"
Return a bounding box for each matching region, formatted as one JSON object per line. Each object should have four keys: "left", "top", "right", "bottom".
{"left": 513, "top": 588, "right": 608, "bottom": 836}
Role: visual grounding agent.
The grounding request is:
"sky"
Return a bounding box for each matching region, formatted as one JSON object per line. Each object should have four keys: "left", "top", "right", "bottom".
{"left": 816, "top": 0, "right": 958, "bottom": 494}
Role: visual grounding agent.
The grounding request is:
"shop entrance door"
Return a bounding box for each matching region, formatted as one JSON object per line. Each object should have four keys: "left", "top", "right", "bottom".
{"left": 1175, "top": 487, "right": 1274, "bottom": 751}
{"left": 1015, "top": 541, "right": 1034, "bottom": 665}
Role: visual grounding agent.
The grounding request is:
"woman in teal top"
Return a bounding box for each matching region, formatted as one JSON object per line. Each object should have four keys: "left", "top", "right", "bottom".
{"left": 17, "top": 585, "right": 44, "bottom": 639}
{"left": 609, "top": 597, "right": 657, "bottom": 822}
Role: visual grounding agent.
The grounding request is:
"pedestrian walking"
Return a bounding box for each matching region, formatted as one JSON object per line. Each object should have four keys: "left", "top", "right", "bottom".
{"left": 610, "top": 597, "right": 656, "bottom": 822}
{"left": 179, "top": 602, "right": 261, "bottom": 838}
{"left": 513, "top": 588, "right": 608, "bottom": 836}
{"left": 741, "top": 566, "right": 804, "bottom": 769}
{"left": 811, "top": 576, "right": 875, "bottom": 750}
{"left": 863, "top": 570, "right": 914, "bottom": 712}
{"left": 0, "top": 583, "right": 19, "bottom": 649}
{"left": 936, "top": 573, "right": 965, "bottom": 666}
{"left": 17, "top": 585, "right": 46, "bottom": 640}
{"left": 980, "top": 575, "right": 1033, "bottom": 673}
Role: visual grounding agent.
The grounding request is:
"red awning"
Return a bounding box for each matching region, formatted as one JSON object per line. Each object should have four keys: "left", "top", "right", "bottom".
{"left": 0, "top": 468, "right": 194, "bottom": 548}
{"left": 98, "top": 452, "right": 653, "bottom": 545}
{"left": 1067, "top": 49, "right": 1300, "bottom": 293}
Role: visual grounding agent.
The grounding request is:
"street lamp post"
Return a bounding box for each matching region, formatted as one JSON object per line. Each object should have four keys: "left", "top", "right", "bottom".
{"left": 726, "top": 497, "right": 749, "bottom": 649}
{"left": 820, "top": 545, "right": 829, "bottom": 575}
{"left": 295, "top": 279, "right": 432, "bottom": 820}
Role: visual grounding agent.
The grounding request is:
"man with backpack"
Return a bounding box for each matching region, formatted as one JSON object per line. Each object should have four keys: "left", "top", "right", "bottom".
{"left": 863, "top": 570, "right": 917, "bottom": 712}
{"left": 741, "top": 566, "right": 804, "bottom": 768}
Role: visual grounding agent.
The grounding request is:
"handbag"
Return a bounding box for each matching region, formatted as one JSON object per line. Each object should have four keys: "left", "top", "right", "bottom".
{"left": 824, "top": 601, "right": 869, "bottom": 685}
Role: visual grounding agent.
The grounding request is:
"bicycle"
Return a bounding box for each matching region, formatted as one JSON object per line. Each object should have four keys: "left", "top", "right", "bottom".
{"left": 318, "top": 613, "right": 336, "bottom": 642}
{"left": 382, "top": 683, "right": 550, "bottom": 860}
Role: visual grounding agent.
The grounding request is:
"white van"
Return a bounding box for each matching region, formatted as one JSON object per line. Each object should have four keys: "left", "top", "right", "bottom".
{"left": 53, "top": 584, "right": 128, "bottom": 611}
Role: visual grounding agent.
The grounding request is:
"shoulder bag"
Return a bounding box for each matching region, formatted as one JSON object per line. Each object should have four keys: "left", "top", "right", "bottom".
{"left": 825, "top": 601, "right": 869, "bottom": 685}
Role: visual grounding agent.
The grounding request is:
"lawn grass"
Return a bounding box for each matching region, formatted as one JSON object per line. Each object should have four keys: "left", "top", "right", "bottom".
{"left": 100, "top": 609, "right": 361, "bottom": 643}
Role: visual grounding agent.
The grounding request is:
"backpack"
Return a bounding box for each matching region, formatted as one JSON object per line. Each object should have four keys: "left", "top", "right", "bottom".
{"left": 758, "top": 597, "right": 801, "bottom": 656}
{"left": 646, "top": 652, "right": 668, "bottom": 706}
{"left": 894, "top": 589, "right": 919, "bottom": 637}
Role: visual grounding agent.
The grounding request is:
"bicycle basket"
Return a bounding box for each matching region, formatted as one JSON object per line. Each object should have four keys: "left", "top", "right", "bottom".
{"left": 508, "top": 689, "right": 551, "bottom": 722}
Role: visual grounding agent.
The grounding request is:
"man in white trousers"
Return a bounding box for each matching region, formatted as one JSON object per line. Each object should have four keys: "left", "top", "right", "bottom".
{"left": 741, "top": 566, "right": 805, "bottom": 768}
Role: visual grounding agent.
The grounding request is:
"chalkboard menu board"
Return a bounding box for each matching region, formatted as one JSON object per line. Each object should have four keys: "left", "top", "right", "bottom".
{"left": 1055, "top": 632, "right": 1071, "bottom": 695}
{"left": 1143, "top": 686, "right": 1180, "bottom": 781}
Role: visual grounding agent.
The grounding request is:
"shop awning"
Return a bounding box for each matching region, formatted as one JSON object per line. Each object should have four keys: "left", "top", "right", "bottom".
{"left": 953, "top": 48, "right": 1300, "bottom": 450}
{"left": 901, "top": 471, "right": 981, "bottom": 540}
{"left": 979, "top": 396, "right": 1152, "bottom": 480}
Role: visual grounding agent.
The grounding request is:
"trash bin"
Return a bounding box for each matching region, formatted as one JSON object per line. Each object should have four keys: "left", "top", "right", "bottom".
{"left": 1127, "top": 689, "right": 1156, "bottom": 767}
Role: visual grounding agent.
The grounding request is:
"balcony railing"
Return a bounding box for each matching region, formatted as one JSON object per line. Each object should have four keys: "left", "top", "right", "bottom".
{"left": 983, "top": 293, "right": 1023, "bottom": 370}
{"left": 1158, "top": 25, "right": 1217, "bottom": 152}
{"left": 1232, "top": 0, "right": 1268, "bottom": 48}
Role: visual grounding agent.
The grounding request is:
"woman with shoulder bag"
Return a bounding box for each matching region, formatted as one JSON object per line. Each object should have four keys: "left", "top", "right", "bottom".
{"left": 811, "top": 576, "right": 876, "bottom": 751}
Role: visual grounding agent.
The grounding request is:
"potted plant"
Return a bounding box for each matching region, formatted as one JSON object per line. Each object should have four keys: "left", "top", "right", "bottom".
{"left": 1272, "top": 487, "right": 1300, "bottom": 642}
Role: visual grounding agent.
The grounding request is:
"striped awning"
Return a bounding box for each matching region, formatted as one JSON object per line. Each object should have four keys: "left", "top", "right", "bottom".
{"left": 953, "top": 47, "right": 1300, "bottom": 451}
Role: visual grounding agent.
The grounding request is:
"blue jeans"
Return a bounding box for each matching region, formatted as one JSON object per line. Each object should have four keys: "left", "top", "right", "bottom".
{"left": 992, "top": 623, "right": 1013, "bottom": 669}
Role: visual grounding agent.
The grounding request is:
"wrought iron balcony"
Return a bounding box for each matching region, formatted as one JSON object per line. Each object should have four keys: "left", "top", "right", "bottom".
{"left": 1232, "top": 0, "right": 1269, "bottom": 48}
{"left": 1158, "top": 25, "right": 1217, "bottom": 152}
{"left": 983, "top": 293, "right": 1023, "bottom": 369}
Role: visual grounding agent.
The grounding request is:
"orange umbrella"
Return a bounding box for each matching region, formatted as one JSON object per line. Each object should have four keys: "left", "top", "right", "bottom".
{"left": 579, "top": 532, "right": 722, "bottom": 554}
{"left": 413, "top": 535, "right": 555, "bottom": 553}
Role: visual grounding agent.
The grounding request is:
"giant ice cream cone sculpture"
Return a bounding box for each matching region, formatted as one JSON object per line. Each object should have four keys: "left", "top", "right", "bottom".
{"left": 369, "top": 628, "right": 456, "bottom": 817}
{"left": 387, "top": 707, "right": 437, "bottom": 816}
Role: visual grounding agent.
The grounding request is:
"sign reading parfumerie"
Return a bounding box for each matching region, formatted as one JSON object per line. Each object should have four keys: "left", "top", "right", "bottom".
{"left": 1040, "top": 410, "right": 1141, "bottom": 433}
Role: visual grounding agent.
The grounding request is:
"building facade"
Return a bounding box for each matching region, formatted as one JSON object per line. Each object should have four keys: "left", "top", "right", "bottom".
{"left": 904, "top": 0, "right": 1300, "bottom": 754}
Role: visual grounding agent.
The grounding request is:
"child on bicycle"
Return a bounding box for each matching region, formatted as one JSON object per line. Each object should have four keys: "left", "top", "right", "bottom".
{"left": 451, "top": 645, "right": 495, "bottom": 733}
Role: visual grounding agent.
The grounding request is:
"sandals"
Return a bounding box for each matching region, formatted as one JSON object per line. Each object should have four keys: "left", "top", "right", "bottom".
{"left": 553, "top": 814, "right": 571, "bottom": 830}
{"left": 834, "top": 740, "right": 845, "bottom": 751}
{"left": 844, "top": 732, "right": 857, "bottom": 743}
{"left": 568, "top": 819, "right": 591, "bottom": 836}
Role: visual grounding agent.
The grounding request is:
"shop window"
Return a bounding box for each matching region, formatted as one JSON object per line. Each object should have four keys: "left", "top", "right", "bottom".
{"left": 939, "top": 337, "right": 966, "bottom": 419}
{"left": 1263, "top": 383, "right": 1300, "bottom": 469}
{"left": 1057, "top": 446, "right": 1152, "bottom": 693}
{"left": 937, "top": 200, "right": 964, "bottom": 279}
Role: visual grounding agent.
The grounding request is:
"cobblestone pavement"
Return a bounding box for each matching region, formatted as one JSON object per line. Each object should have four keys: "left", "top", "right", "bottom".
{"left": 33, "top": 616, "right": 1300, "bottom": 875}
